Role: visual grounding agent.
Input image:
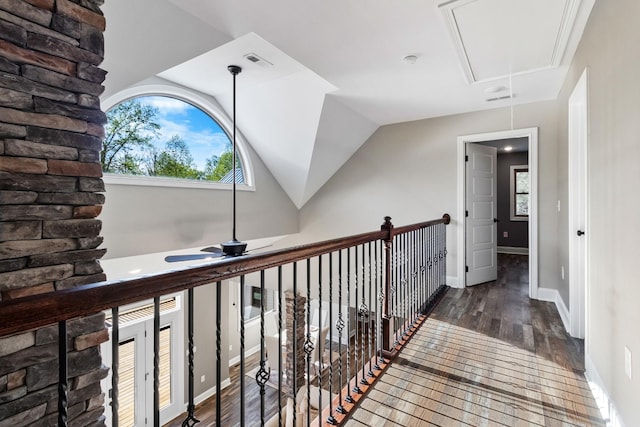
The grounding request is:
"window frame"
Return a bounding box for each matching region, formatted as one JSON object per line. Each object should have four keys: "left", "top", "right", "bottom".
{"left": 510, "top": 164, "right": 529, "bottom": 221}
{"left": 101, "top": 82, "right": 255, "bottom": 191}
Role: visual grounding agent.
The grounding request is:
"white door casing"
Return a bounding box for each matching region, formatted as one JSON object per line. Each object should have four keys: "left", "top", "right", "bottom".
{"left": 457, "top": 128, "right": 538, "bottom": 295}
{"left": 568, "top": 69, "right": 588, "bottom": 340}
{"left": 465, "top": 143, "right": 498, "bottom": 286}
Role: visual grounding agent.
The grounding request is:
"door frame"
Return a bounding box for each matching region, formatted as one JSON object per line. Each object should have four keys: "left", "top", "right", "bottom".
{"left": 568, "top": 68, "right": 588, "bottom": 340}
{"left": 457, "top": 127, "right": 539, "bottom": 298}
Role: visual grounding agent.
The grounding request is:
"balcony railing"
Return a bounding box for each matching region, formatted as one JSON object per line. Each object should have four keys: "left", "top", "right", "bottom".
{"left": 0, "top": 214, "right": 450, "bottom": 426}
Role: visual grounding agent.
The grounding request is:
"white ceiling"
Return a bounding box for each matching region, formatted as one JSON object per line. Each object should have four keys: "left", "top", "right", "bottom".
{"left": 101, "top": 0, "right": 594, "bottom": 208}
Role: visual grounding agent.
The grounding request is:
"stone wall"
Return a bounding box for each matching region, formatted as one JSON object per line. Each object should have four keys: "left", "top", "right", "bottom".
{"left": 0, "top": 0, "right": 107, "bottom": 425}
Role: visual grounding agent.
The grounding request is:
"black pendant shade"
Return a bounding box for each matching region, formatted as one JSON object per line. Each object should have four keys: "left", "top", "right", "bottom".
{"left": 220, "top": 65, "right": 247, "bottom": 257}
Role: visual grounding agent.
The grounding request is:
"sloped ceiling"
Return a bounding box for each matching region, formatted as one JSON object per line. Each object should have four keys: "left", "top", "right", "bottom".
{"left": 102, "top": 0, "right": 594, "bottom": 208}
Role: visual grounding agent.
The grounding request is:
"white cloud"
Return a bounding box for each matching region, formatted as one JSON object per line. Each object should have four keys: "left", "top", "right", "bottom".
{"left": 142, "top": 96, "right": 190, "bottom": 115}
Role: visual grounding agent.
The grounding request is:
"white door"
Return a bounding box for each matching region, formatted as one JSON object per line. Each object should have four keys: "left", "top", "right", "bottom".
{"left": 568, "top": 69, "right": 588, "bottom": 339}
{"left": 465, "top": 143, "right": 498, "bottom": 286}
{"left": 103, "top": 297, "right": 184, "bottom": 426}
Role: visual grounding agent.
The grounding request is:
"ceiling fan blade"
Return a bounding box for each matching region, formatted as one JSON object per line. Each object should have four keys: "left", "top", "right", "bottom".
{"left": 201, "top": 246, "right": 223, "bottom": 254}
{"left": 164, "top": 253, "right": 224, "bottom": 263}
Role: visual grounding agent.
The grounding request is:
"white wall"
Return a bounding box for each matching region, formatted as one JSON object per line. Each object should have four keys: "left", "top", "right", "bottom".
{"left": 299, "top": 101, "right": 559, "bottom": 291}
{"left": 556, "top": 0, "right": 640, "bottom": 424}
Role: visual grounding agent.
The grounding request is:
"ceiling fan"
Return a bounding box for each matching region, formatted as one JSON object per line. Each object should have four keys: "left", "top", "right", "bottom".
{"left": 165, "top": 65, "right": 258, "bottom": 263}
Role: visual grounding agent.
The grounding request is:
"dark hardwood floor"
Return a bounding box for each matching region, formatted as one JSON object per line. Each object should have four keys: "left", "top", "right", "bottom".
{"left": 167, "top": 254, "right": 604, "bottom": 426}
{"left": 346, "top": 253, "right": 604, "bottom": 426}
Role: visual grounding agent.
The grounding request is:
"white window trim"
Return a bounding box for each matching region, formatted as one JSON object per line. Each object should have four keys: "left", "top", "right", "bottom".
{"left": 510, "top": 164, "right": 529, "bottom": 222}
{"left": 101, "top": 81, "right": 255, "bottom": 190}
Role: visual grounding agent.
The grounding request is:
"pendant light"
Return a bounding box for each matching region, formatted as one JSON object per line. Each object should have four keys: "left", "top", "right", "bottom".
{"left": 220, "top": 65, "right": 247, "bottom": 256}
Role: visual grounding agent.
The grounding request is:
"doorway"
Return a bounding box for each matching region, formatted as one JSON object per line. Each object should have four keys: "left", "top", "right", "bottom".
{"left": 457, "top": 128, "right": 539, "bottom": 297}
{"left": 102, "top": 295, "right": 185, "bottom": 426}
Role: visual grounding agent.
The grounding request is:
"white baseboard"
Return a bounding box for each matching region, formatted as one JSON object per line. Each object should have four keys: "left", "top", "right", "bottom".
{"left": 585, "top": 355, "right": 627, "bottom": 427}
{"left": 229, "top": 344, "right": 260, "bottom": 367}
{"left": 193, "top": 378, "right": 231, "bottom": 406}
{"left": 497, "top": 246, "right": 529, "bottom": 255}
{"left": 536, "top": 287, "right": 556, "bottom": 302}
{"left": 537, "top": 287, "right": 570, "bottom": 333}
{"left": 446, "top": 275, "right": 460, "bottom": 288}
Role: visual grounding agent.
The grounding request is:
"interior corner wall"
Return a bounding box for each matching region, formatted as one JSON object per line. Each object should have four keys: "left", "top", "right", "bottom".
{"left": 555, "top": 0, "right": 640, "bottom": 424}
{"left": 299, "top": 100, "right": 560, "bottom": 292}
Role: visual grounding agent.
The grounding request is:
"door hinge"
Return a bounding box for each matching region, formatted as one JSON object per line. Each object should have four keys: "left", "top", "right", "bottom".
{"left": 465, "top": 266, "right": 469, "bottom": 273}
{"left": 465, "top": 210, "right": 468, "bottom": 217}
{"left": 465, "top": 155, "right": 469, "bottom": 162}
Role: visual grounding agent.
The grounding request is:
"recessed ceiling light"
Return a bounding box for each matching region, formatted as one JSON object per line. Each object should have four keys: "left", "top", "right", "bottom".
{"left": 504, "top": 146, "right": 513, "bottom": 152}
{"left": 403, "top": 54, "right": 418, "bottom": 65}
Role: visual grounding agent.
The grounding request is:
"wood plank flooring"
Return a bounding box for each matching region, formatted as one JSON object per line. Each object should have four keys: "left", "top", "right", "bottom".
{"left": 346, "top": 254, "right": 604, "bottom": 426}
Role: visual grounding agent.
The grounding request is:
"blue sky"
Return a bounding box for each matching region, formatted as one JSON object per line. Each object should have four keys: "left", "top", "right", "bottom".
{"left": 139, "top": 96, "right": 231, "bottom": 170}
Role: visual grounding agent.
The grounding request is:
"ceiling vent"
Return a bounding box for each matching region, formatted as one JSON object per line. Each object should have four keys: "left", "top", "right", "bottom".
{"left": 243, "top": 52, "right": 273, "bottom": 68}
{"left": 486, "top": 94, "right": 514, "bottom": 102}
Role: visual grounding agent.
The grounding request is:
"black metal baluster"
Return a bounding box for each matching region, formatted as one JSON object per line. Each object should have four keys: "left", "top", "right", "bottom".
{"left": 359, "top": 243, "right": 368, "bottom": 385}
{"left": 421, "top": 227, "right": 426, "bottom": 312}
{"left": 399, "top": 234, "right": 409, "bottom": 339}
{"left": 111, "top": 308, "right": 119, "bottom": 427}
{"left": 277, "top": 266, "right": 283, "bottom": 426}
{"left": 414, "top": 230, "right": 420, "bottom": 323}
{"left": 317, "top": 255, "right": 323, "bottom": 424}
{"left": 345, "top": 248, "right": 355, "bottom": 403}
{"left": 292, "top": 262, "right": 298, "bottom": 427}
{"left": 352, "top": 246, "right": 362, "bottom": 395}
{"left": 154, "top": 296, "right": 160, "bottom": 427}
{"left": 305, "top": 258, "right": 313, "bottom": 427}
{"left": 256, "top": 270, "right": 269, "bottom": 426}
{"left": 58, "top": 320, "right": 68, "bottom": 426}
{"left": 327, "top": 252, "right": 338, "bottom": 425}
{"left": 183, "top": 289, "right": 200, "bottom": 426}
{"left": 417, "top": 228, "right": 422, "bottom": 313}
{"left": 431, "top": 225, "right": 436, "bottom": 297}
{"left": 240, "top": 275, "right": 246, "bottom": 427}
{"left": 440, "top": 223, "right": 444, "bottom": 287}
{"left": 375, "top": 240, "right": 384, "bottom": 370}
{"left": 336, "top": 250, "right": 347, "bottom": 414}
{"left": 407, "top": 232, "right": 416, "bottom": 326}
{"left": 393, "top": 236, "right": 399, "bottom": 347}
{"left": 366, "top": 242, "right": 374, "bottom": 379}
{"left": 216, "top": 281, "right": 222, "bottom": 427}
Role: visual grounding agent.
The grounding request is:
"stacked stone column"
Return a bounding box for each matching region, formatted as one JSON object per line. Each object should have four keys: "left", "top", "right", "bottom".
{"left": 284, "top": 290, "right": 306, "bottom": 396}
{"left": 0, "top": 0, "right": 108, "bottom": 425}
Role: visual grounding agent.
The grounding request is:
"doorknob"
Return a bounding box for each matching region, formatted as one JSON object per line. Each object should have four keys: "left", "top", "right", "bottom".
{"left": 493, "top": 218, "right": 499, "bottom": 223}
{"left": 577, "top": 230, "right": 585, "bottom": 236}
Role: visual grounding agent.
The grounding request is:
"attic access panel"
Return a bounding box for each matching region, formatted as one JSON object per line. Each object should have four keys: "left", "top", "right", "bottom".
{"left": 439, "top": 0, "right": 582, "bottom": 83}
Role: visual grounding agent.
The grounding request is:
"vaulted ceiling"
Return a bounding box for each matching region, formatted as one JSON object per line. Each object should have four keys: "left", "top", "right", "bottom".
{"left": 102, "top": 0, "right": 594, "bottom": 208}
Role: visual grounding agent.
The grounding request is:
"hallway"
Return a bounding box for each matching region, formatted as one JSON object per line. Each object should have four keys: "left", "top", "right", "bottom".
{"left": 346, "top": 254, "right": 605, "bottom": 426}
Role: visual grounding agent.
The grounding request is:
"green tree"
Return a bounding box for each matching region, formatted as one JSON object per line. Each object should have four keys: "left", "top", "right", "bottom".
{"left": 204, "top": 150, "right": 238, "bottom": 181}
{"left": 148, "top": 135, "right": 201, "bottom": 179}
{"left": 102, "top": 100, "right": 160, "bottom": 173}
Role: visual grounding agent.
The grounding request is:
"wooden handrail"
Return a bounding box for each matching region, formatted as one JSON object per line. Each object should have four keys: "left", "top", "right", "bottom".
{"left": 0, "top": 215, "right": 449, "bottom": 338}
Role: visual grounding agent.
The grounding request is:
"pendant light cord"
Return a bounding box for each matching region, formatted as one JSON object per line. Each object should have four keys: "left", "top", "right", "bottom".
{"left": 228, "top": 65, "right": 242, "bottom": 242}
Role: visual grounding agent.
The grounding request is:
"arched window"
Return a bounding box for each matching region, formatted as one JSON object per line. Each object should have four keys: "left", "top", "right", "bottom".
{"left": 101, "top": 85, "right": 252, "bottom": 190}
